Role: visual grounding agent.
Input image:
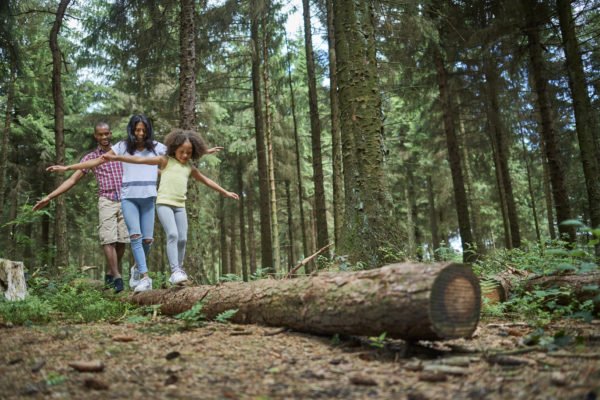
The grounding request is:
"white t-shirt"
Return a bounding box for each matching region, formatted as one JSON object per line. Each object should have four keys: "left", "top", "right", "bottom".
{"left": 112, "top": 140, "right": 167, "bottom": 199}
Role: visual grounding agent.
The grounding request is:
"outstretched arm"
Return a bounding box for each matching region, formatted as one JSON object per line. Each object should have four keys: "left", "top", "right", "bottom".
{"left": 205, "top": 146, "right": 224, "bottom": 155}
{"left": 102, "top": 153, "right": 166, "bottom": 168}
{"left": 191, "top": 167, "right": 239, "bottom": 200}
{"left": 46, "top": 149, "right": 116, "bottom": 172}
{"left": 33, "top": 170, "right": 85, "bottom": 211}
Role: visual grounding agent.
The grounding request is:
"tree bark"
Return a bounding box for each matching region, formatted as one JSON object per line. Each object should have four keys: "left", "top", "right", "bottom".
{"left": 237, "top": 162, "right": 248, "bottom": 281}
{"left": 483, "top": 56, "right": 521, "bottom": 249}
{"left": 431, "top": 39, "right": 476, "bottom": 262}
{"left": 284, "top": 37, "right": 310, "bottom": 269}
{"left": 302, "top": 0, "right": 329, "bottom": 258}
{"left": 49, "top": 0, "right": 71, "bottom": 267}
{"left": 261, "top": 15, "right": 281, "bottom": 273}
{"left": 250, "top": 1, "right": 273, "bottom": 271}
{"left": 326, "top": 0, "right": 344, "bottom": 251}
{"left": 0, "top": 54, "right": 15, "bottom": 223}
{"left": 0, "top": 259, "right": 27, "bottom": 301}
{"left": 131, "top": 262, "right": 481, "bottom": 341}
{"left": 179, "top": 0, "right": 196, "bottom": 129}
{"left": 285, "top": 180, "right": 295, "bottom": 271}
{"left": 556, "top": 0, "right": 600, "bottom": 245}
{"left": 427, "top": 175, "right": 441, "bottom": 260}
{"left": 334, "top": 0, "right": 391, "bottom": 266}
{"left": 522, "top": 0, "right": 575, "bottom": 242}
{"left": 246, "top": 181, "right": 257, "bottom": 275}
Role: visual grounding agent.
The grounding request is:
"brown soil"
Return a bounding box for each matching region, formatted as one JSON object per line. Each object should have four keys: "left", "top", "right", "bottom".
{"left": 0, "top": 317, "right": 599, "bottom": 399}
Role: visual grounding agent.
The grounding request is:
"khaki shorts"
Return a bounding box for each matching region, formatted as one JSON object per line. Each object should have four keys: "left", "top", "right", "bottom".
{"left": 98, "top": 197, "right": 130, "bottom": 245}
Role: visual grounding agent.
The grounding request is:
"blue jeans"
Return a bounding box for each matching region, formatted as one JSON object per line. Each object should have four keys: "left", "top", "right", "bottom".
{"left": 156, "top": 204, "right": 188, "bottom": 272}
{"left": 121, "top": 197, "right": 156, "bottom": 274}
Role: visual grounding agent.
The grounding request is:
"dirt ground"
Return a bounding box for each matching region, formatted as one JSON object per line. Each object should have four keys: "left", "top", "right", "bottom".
{"left": 0, "top": 316, "right": 599, "bottom": 400}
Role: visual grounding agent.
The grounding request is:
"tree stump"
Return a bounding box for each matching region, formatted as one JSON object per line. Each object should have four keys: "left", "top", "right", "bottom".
{"left": 131, "top": 262, "right": 481, "bottom": 341}
{"left": 0, "top": 259, "right": 28, "bottom": 301}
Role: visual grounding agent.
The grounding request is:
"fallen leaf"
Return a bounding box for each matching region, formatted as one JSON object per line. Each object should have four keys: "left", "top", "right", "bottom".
{"left": 84, "top": 378, "right": 109, "bottom": 390}
{"left": 164, "top": 374, "right": 178, "bottom": 386}
{"left": 112, "top": 335, "right": 135, "bottom": 342}
{"left": 166, "top": 351, "right": 180, "bottom": 360}
{"left": 350, "top": 375, "right": 377, "bottom": 386}
{"left": 419, "top": 372, "right": 447, "bottom": 382}
{"left": 31, "top": 360, "right": 45, "bottom": 373}
{"left": 68, "top": 361, "right": 104, "bottom": 372}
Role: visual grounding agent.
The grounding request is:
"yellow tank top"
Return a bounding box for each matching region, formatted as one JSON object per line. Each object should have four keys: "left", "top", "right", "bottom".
{"left": 157, "top": 157, "right": 192, "bottom": 208}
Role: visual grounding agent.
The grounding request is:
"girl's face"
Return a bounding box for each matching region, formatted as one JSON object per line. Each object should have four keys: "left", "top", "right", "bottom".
{"left": 134, "top": 122, "right": 147, "bottom": 143}
{"left": 175, "top": 140, "right": 193, "bottom": 164}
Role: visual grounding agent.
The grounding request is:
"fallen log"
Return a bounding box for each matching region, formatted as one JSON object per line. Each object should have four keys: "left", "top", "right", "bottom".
{"left": 0, "top": 259, "right": 28, "bottom": 301}
{"left": 482, "top": 269, "right": 600, "bottom": 312}
{"left": 131, "top": 262, "right": 481, "bottom": 341}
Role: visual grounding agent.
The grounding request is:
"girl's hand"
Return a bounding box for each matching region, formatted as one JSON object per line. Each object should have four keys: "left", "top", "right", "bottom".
{"left": 46, "top": 165, "right": 69, "bottom": 173}
{"left": 102, "top": 153, "right": 117, "bottom": 161}
{"left": 206, "top": 146, "right": 224, "bottom": 155}
{"left": 225, "top": 191, "right": 240, "bottom": 200}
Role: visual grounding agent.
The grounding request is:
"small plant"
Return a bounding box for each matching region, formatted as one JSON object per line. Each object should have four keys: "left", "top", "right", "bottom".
{"left": 174, "top": 301, "right": 205, "bottom": 329}
{"left": 0, "top": 297, "right": 53, "bottom": 325}
{"left": 368, "top": 332, "right": 387, "bottom": 349}
{"left": 219, "top": 273, "right": 242, "bottom": 282}
{"left": 215, "top": 309, "right": 238, "bottom": 323}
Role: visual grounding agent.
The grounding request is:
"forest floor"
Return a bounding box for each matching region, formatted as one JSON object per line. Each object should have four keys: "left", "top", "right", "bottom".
{"left": 0, "top": 315, "right": 599, "bottom": 400}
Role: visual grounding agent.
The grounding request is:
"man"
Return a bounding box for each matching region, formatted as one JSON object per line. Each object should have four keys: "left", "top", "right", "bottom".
{"left": 34, "top": 122, "right": 129, "bottom": 292}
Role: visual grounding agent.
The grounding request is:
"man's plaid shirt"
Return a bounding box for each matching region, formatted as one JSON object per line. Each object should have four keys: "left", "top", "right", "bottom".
{"left": 80, "top": 146, "right": 123, "bottom": 201}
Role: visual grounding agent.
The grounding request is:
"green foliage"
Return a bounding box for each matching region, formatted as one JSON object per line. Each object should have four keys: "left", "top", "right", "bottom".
{"left": 477, "top": 226, "right": 600, "bottom": 325}
{"left": 368, "top": 332, "right": 387, "bottom": 349}
{"left": 174, "top": 301, "right": 206, "bottom": 329}
{"left": 0, "top": 296, "right": 53, "bottom": 325}
{"left": 434, "top": 242, "right": 462, "bottom": 262}
{"left": 219, "top": 273, "right": 242, "bottom": 282}
{"left": 0, "top": 265, "right": 135, "bottom": 326}
{"left": 215, "top": 309, "right": 238, "bottom": 323}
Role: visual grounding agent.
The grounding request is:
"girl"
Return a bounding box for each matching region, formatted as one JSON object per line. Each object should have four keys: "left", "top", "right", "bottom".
{"left": 48, "top": 114, "right": 167, "bottom": 292}
{"left": 103, "top": 129, "right": 239, "bottom": 285}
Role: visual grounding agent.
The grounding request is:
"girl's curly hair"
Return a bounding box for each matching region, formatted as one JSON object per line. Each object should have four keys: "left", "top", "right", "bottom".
{"left": 164, "top": 129, "right": 208, "bottom": 160}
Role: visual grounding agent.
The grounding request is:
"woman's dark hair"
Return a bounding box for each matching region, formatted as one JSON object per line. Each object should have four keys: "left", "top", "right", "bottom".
{"left": 164, "top": 129, "right": 208, "bottom": 160}
{"left": 126, "top": 114, "right": 156, "bottom": 155}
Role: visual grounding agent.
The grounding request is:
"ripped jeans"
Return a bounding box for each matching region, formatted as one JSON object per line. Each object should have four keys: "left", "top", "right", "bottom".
{"left": 121, "top": 197, "right": 156, "bottom": 274}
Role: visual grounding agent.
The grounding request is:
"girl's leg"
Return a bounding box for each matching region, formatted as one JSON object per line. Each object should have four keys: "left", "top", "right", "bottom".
{"left": 173, "top": 207, "right": 188, "bottom": 269}
{"left": 138, "top": 197, "right": 156, "bottom": 274}
{"left": 157, "top": 205, "right": 179, "bottom": 272}
{"left": 121, "top": 199, "right": 147, "bottom": 274}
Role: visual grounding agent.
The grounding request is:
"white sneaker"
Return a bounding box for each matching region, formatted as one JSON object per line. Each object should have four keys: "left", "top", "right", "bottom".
{"left": 129, "top": 265, "right": 141, "bottom": 289}
{"left": 169, "top": 270, "right": 188, "bottom": 285}
{"left": 134, "top": 276, "right": 152, "bottom": 292}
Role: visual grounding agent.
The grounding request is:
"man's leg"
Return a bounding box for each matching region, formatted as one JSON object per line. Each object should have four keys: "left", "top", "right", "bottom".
{"left": 116, "top": 242, "right": 126, "bottom": 273}
{"left": 102, "top": 243, "right": 121, "bottom": 278}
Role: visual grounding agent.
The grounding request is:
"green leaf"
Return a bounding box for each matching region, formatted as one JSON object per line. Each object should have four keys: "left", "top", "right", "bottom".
{"left": 559, "top": 219, "right": 585, "bottom": 228}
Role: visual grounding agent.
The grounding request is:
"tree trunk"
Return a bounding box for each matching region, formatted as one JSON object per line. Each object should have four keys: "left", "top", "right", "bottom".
{"left": 284, "top": 37, "right": 310, "bottom": 268}
{"left": 237, "top": 162, "right": 248, "bottom": 282}
{"left": 519, "top": 122, "right": 542, "bottom": 243}
{"left": 427, "top": 175, "right": 441, "bottom": 260}
{"left": 0, "top": 55, "right": 15, "bottom": 223}
{"left": 522, "top": 0, "right": 575, "bottom": 242}
{"left": 285, "top": 180, "right": 295, "bottom": 271}
{"left": 131, "top": 262, "right": 481, "bottom": 341}
{"left": 219, "top": 196, "right": 229, "bottom": 276}
{"left": 49, "top": 0, "right": 71, "bottom": 267}
{"left": 246, "top": 181, "right": 257, "bottom": 275}
{"left": 250, "top": 2, "right": 273, "bottom": 271}
{"left": 334, "top": 0, "right": 391, "bottom": 266}
{"left": 557, "top": 0, "right": 600, "bottom": 245}
{"left": 431, "top": 40, "right": 476, "bottom": 262}
{"left": 261, "top": 16, "right": 281, "bottom": 273}
{"left": 228, "top": 206, "right": 238, "bottom": 276}
{"left": 179, "top": 0, "right": 196, "bottom": 129}
{"left": 326, "top": 0, "right": 344, "bottom": 251}
{"left": 0, "top": 259, "right": 27, "bottom": 301}
{"left": 302, "top": 0, "right": 329, "bottom": 258}
{"left": 484, "top": 57, "right": 521, "bottom": 249}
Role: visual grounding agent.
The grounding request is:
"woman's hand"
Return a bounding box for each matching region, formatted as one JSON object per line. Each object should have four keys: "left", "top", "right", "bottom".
{"left": 46, "top": 165, "right": 69, "bottom": 173}
{"left": 224, "top": 191, "right": 240, "bottom": 200}
{"left": 33, "top": 197, "right": 51, "bottom": 211}
{"left": 206, "top": 146, "right": 224, "bottom": 155}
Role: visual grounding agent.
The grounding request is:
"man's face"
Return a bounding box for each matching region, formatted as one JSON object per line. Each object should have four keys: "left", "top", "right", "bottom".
{"left": 94, "top": 126, "right": 112, "bottom": 147}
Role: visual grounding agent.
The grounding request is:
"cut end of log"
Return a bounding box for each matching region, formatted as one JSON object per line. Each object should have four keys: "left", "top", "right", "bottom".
{"left": 429, "top": 264, "right": 481, "bottom": 339}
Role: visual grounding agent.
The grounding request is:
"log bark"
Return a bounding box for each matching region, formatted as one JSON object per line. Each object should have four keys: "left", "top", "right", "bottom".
{"left": 0, "top": 259, "right": 28, "bottom": 300}
{"left": 131, "top": 262, "right": 481, "bottom": 341}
